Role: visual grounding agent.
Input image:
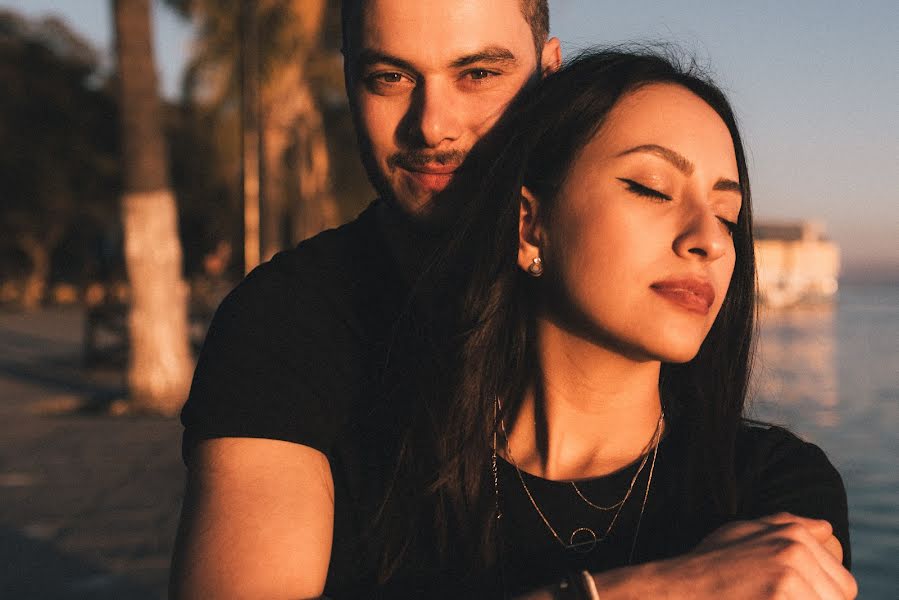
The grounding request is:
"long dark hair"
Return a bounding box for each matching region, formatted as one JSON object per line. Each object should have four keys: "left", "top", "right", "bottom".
{"left": 376, "top": 45, "right": 756, "bottom": 581}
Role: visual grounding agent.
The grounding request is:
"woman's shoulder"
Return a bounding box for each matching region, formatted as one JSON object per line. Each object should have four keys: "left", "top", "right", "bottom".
{"left": 732, "top": 420, "right": 850, "bottom": 563}
{"left": 733, "top": 421, "right": 842, "bottom": 489}
{"left": 736, "top": 421, "right": 823, "bottom": 456}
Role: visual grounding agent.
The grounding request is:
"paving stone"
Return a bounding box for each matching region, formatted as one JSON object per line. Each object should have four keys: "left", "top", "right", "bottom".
{"left": 0, "top": 309, "right": 185, "bottom": 598}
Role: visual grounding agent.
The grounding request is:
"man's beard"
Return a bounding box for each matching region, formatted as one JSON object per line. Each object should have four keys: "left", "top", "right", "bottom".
{"left": 357, "top": 137, "right": 468, "bottom": 209}
{"left": 386, "top": 148, "right": 467, "bottom": 172}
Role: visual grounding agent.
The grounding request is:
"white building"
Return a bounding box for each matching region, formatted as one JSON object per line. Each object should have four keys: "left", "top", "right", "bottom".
{"left": 754, "top": 221, "right": 840, "bottom": 308}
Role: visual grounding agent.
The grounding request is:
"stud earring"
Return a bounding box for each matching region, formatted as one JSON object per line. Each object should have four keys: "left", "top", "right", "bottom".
{"left": 527, "top": 256, "right": 544, "bottom": 277}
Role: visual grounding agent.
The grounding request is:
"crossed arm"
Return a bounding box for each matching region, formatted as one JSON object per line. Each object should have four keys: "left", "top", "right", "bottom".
{"left": 169, "top": 438, "right": 857, "bottom": 600}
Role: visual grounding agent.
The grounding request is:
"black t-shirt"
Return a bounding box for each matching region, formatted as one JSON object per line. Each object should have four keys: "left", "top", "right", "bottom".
{"left": 181, "top": 201, "right": 850, "bottom": 598}
{"left": 182, "top": 201, "right": 410, "bottom": 457}
{"left": 323, "top": 420, "right": 849, "bottom": 598}
{"left": 490, "top": 421, "right": 850, "bottom": 597}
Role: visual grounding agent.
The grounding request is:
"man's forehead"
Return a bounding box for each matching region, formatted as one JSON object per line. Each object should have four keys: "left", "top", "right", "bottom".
{"left": 348, "top": 0, "right": 533, "bottom": 64}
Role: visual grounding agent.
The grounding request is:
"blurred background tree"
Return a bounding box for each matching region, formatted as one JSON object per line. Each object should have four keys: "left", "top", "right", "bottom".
{"left": 165, "top": 0, "right": 371, "bottom": 264}
{"left": 0, "top": 1, "right": 373, "bottom": 412}
{"left": 0, "top": 10, "right": 120, "bottom": 309}
{"left": 112, "top": 0, "right": 192, "bottom": 415}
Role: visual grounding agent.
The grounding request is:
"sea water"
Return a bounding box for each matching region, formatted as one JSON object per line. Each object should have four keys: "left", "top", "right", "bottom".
{"left": 751, "top": 283, "right": 898, "bottom": 599}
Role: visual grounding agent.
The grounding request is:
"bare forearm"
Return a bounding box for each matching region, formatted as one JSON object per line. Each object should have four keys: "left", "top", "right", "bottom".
{"left": 518, "top": 513, "right": 856, "bottom": 600}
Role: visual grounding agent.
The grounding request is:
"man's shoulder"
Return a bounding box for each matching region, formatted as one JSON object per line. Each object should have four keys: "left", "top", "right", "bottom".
{"left": 262, "top": 202, "right": 384, "bottom": 285}
{"left": 226, "top": 202, "right": 394, "bottom": 309}
{"left": 181, "top": 203, "right": 396, "bottom": 457}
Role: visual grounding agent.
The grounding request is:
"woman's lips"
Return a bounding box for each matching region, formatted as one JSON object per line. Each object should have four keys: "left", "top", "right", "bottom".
{"left": 650, "top": 278, "right": 716, "bottom": 315}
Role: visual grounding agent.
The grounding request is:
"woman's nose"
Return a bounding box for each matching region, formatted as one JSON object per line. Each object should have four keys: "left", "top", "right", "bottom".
{"left": 672, "top": 203, "right": 731, "bottom": 262}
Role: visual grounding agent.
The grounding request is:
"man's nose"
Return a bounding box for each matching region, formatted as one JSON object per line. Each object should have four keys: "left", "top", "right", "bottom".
{"left": 403, "top": 80, "right": 463, "bottom": 148}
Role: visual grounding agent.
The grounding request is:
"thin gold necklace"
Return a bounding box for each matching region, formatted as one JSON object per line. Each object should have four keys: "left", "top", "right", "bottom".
{"left": 494, "top": 397, "right": 662, "bottom": 557}
{"left": 570, "top": 411, "right": 663, "bottom": 511}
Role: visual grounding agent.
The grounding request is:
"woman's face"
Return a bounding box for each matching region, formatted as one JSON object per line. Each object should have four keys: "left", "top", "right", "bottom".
{"left": 527, "top": 83, "right": 742, "bottom": 363}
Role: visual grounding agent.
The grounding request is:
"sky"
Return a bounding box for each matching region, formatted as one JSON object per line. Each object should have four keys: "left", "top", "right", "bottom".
{"left": 2, "top": 0, "right": 897, "bottom": 278}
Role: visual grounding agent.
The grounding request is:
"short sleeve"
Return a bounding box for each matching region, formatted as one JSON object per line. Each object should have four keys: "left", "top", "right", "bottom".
{"left": 737, "top": 425, "right": 851, "bottom": 568}
{"left": 180, "top": 249, "right": 364, "bottom": 463}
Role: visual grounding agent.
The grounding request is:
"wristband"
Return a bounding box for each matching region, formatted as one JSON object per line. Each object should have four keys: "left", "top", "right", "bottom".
{"left": 555, "top": 570, "right": 599, "bottom": 600}
{"left": 580, "top": 570, "right": 600, "bottom": 600}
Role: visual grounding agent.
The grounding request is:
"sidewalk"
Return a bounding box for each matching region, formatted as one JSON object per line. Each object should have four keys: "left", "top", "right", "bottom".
{"left": 0, "top": 307, "right": 185, "bottom": 599}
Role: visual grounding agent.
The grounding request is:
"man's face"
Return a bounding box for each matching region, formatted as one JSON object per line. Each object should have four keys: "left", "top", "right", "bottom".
{"left": 348, "top": 0, "right": 559, "bottom": 213}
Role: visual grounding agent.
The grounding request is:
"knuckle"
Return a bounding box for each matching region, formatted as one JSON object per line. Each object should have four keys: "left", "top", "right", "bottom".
{"left": 778, "top": 522, "right": 809, "bottom": 542}
{"left": 769, "top": 511, "right": 795, "bottom": 523}
{"left": 772, "top": 538, "right": 806, "bottom": 564}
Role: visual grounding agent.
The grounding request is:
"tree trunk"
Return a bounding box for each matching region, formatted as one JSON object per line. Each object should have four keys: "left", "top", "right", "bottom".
{"left": 291, "top": 78, "right": 339, "bottom": 244}
{"left": 113, "top": 0, "right": 193, "bottom": 415}
{"left": 260, "top": 60, "right": 339, "bottom": 257}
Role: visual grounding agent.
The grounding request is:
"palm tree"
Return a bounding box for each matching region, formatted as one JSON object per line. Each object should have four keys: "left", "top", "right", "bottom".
{"left": 171, "top": 0, "right": 341, "bottom": 263}
{"left": 111, "top": 0, "right": 193, "bottom": 415}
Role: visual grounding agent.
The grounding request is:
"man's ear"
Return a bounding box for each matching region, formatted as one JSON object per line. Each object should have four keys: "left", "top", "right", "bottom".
{"left": 518, "top": 186, "right": 544, "bottom": 273}
{"left": 540, "top": 37, "right": 562, "bottom": 76}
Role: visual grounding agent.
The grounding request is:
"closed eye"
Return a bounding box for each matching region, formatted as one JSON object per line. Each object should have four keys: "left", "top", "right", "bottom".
{"left": 617, "top": 178, "right": 671, "bottom": 201}
{"left": 718, "top": 217, "right": 738, "bottom": 236}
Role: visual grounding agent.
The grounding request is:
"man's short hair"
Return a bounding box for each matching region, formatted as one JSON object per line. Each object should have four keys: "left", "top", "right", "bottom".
{"left": 340, "top": 0, "right": 550, "bottom": 59}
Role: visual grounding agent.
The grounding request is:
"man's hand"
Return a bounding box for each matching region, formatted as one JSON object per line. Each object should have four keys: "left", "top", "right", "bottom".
{"left": 592, "top": 512, "right": 857, "bottom": 599}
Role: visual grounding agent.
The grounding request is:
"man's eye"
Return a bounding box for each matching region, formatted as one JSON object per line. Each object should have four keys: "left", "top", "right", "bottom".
{"left": 374, "top": 72, "right": 404, "bottom": 83}
{"left": 463, "top": 68, "right": 498, "bottom": 81}
{"left": 363, "top": 71, "right": 414, "bottom": 94}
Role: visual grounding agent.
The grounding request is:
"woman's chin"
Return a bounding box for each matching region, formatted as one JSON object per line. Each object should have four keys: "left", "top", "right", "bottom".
{"left": 634, "top": 333, "right": 705, "bottom": 364}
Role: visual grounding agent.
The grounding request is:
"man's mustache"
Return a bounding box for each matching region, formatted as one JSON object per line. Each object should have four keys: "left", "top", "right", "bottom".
{"left": 387, "top": 149, "right": 468, "bottom": 171}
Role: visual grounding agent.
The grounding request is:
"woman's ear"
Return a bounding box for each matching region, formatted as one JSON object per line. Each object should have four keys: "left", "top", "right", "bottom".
{"left": 518, "top": 186, "right": 544, "bottom": 274}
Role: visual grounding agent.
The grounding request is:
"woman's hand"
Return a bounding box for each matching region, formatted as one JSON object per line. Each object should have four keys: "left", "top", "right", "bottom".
{"left": 591, "top": 512, "right": 857, "bottom": 599}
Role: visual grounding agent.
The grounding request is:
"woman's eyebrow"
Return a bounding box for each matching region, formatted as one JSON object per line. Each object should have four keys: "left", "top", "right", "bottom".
{"left": 616, "top": 144, "right": 694, "bottom": 175}
{"left": 617, "top": 144, "right": 741, "bottom": 191}
{"left": 713, "top": 178, "right": 742, "bottom": 193}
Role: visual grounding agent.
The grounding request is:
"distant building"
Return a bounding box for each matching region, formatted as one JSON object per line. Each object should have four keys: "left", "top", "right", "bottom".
{"left": 754, "top": 221, "right": 840, "bottom": 308}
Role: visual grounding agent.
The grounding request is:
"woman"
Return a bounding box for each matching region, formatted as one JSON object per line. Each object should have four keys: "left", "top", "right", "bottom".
{"left": 366, "top": 48, "right": 856, "bottom": 598}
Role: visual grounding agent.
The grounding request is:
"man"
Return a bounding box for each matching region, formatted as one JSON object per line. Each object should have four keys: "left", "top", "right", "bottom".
{"left": 170, "top": 1, "right": 561, "bottom": 598}
{"left": 171, "top": 2, "right": 854, "bottom": 598}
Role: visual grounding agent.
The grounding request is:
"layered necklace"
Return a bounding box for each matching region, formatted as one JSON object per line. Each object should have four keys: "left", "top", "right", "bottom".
{"left": 492, "top": 397, "right": 663, "bottom": 560}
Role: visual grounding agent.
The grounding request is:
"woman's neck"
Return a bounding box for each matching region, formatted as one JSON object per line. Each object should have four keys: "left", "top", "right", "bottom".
{"left": 503, "top": 318, "right": 664, "bottom": 481}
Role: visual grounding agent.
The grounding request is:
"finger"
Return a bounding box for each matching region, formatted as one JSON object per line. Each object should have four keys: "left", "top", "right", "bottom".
{"left": 779, "top": 523, "right": 857, "bottom": 600}
{"left": 812, "top": 545, "right": 856, "bottom": 599}
{"left": 694, "top": 518, "right": 774, "bottom": 551}
{"left": 697, "top": 515, "right": 818, "bottom": 554}
{"left": 822, "top": 534, "right": 844, "bottom": 564}
{"left": 761, "top": 512, "right": 835, "bottom": 542}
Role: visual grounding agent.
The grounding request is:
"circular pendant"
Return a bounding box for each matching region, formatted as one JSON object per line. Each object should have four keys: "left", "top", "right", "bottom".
{"left": 568, "top": 527, "right": 598, "bottom": 554}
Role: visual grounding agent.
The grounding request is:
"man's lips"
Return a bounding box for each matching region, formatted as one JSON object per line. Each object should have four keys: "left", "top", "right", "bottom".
{"left": 650, "top": 278, "right": 716, "bottom": 315}
{"left": 399, "top": 164, "right": 459, "bottom": 193}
